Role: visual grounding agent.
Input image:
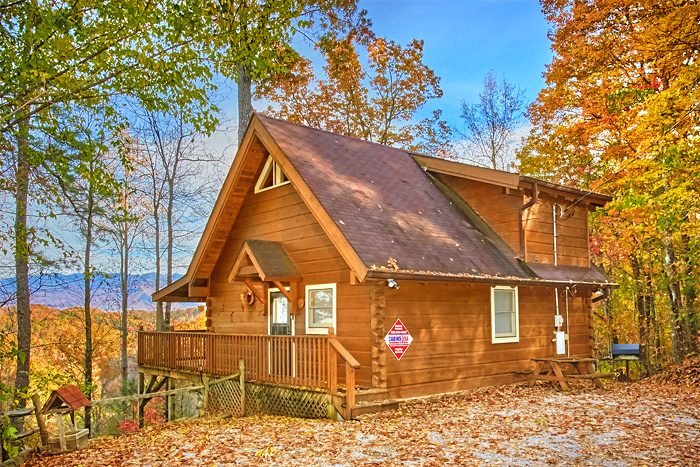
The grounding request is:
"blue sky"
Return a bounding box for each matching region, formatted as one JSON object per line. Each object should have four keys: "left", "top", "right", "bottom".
{"left": 215, "top": 1, "right": 553, "bottom": 149}
{"left": 358, "top": 0, "right": 552, "bottom": 123}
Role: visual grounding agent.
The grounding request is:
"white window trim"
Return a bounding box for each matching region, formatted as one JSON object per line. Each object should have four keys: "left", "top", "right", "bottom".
{"left": 254, "top": 156, "right": 290, "bottom": 193}
{"left": 491, "top": 285, "right": 519, "bottom": 344}
{"left": 305, "top": 283, "right": 337, "bottom": 335}
{"left": 267, "top": 287, "right": 295, "bottom": 336}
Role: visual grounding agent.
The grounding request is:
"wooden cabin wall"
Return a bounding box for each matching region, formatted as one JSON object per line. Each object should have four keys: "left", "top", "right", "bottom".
{"left": 206, "top": 182, "right": 373, "bottom": 386}
{"left": 381, "top": 282, "right": 593, "bottom": 399}
{"left": 523, "top": 193, "right": 590, "bottom": 268}
{"left": 434, "top": 174, "right": 591, "bottom": 268}
{"left": 436, "top": 174, "right": 522, "bottom": 254}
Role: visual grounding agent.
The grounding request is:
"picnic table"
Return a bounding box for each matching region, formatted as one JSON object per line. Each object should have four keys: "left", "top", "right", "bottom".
{"left": 528, "top": 357, "right": 613, "bottom": 391}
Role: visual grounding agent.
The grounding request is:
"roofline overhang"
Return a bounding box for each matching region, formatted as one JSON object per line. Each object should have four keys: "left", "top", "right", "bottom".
{"left": 364, "top": 269, "right": 618, "bottom": 288}
{"left": 412, "top": 153, "right": 612, "bottom": 207}
{"left": 519, "top": 175, "right": 612, "bottom": 206}
{"left": 152, "top": 113, "right": 370, "bottom": 303}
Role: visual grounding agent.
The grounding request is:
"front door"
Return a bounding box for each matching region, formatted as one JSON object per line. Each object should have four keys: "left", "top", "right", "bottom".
{"left": 268, "top": 290, "right": 294, "bottom": 377}
{"left": 269, "top": 291, "right": 292, "bottom": 335}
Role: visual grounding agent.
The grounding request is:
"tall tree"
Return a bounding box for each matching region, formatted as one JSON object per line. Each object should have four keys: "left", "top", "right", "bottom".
{"left": 455, "top": 71, "right": 525, "bottom": 170}
{"left": 256, "top": 33, "right": 447, "bottom": 151}
{"left": 103, "top": 135, "right": 146, "bottom": 392}
{"left": 131, "top": 107, "right": 223, "bottom": 331}
{"left": 203, "top": 0, "right": 369, "bottom": 142}
{"left": 48, "top": 107, "right": 120, "bottom": 431}
{"left": 1, "top": 0, "right": 215, "bottom": 401}
{"left": 521, "top": 0, "right": 700, "bottom": 363}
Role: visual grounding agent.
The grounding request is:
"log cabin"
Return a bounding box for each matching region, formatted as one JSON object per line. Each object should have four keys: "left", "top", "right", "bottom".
{"left": 138, "top": 114, "right": 614, "bottom": 420}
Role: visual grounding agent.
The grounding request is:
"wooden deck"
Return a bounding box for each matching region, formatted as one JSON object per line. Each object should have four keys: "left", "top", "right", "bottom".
{"left": 137, "top": 331, "right": 366, "bottom": 418}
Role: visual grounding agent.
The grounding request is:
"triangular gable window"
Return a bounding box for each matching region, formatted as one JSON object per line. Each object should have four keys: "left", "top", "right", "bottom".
{"left": 254, "top": 156, "right": 289, "bottom": 193}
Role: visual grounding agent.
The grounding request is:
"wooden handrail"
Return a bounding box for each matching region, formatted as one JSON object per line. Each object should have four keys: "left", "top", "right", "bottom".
{"left": 137, "top": 331, "right": 334, "bottom": 390}
{"left": 328, "top": 338, "right": 360, "bottom": 369}
{"left": 327, "top": 337, "right": 359, "bottom": 415}
{"left": 137, "top": 330, "right": 363, "bottom": 417}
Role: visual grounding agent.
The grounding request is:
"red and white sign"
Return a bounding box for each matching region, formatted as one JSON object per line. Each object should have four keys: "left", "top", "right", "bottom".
{"left": 384, "top": 319, "right": 413, "bottom": 360}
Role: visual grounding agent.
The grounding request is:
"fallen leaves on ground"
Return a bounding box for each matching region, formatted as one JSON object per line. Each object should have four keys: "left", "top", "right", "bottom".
{"left": 648, "top": 357, "right": 700, "bottom": 387}
{"left": 28, "top": 380, "right": 699, "bottom": 466}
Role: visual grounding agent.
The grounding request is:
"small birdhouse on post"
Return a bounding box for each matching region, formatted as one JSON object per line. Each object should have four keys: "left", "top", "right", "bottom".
{"left": 41, "top": 385, "right": 90, "bottom": 453}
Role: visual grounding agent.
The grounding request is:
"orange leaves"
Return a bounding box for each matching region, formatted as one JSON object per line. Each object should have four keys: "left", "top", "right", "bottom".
{"left": 255, "top": 32, "right": 445, "bottom": 151}
{"left": 27, "top": 381, "right": 700, "bottom": 466}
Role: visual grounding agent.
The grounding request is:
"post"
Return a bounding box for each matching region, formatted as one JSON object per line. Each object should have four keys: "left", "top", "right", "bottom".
{"left": 345, "top": 363, "right": 356, "bottom": 409}
{"left": 201, "top": 375, "right": 209, "bottom": 417}
{"left": 31, "top": 394, "right": 48, "bottom": 446}
{"left": 239, "top": 359, "right": 246, "bottom": 416}
{"left": 328, "top": 344, "right": 338, "bottom": 394}
{"left": 166, "top": 377, "right": 173, "bottom": 422}
{"left": 56, "top": 414, "right": 67, "bottom": 452}
{"left": 137, "top": 372, "right": 144, "bottom": 428}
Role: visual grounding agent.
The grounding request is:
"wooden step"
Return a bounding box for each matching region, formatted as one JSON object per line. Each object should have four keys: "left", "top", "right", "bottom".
{"left": 349, "top": 400, "right": 400, "bottom": 418}
{"left": 335, "top": 387, "right": 392, "bottom": 404}
{"left": 355, "top": 388, "right": 391, "bottom": 404}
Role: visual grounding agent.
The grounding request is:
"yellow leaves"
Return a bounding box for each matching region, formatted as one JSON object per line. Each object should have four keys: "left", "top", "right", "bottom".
{"left": 255, "top": 444, "right": 277, "bottom": 458}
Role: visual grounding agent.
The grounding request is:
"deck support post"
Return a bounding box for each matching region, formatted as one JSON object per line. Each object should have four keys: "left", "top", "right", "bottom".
{"left": 137, "top": 371, "right": 144, "bottom": 428}
{"left": 239, "top": 359, "right": 246, "bottom": 416}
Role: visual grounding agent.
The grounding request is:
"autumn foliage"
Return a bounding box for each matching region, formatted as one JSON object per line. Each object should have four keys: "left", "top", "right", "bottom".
{"left": 0, "top": 305, "right": 204, "bottom": 405}
{"left": 256, "top": 30, "right": 450, "bottom": 153}
{"left": 521, "top": 0, "right": 700, "bottom": 366}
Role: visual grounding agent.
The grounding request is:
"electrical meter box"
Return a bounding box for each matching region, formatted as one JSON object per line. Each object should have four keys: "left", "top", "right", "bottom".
{"left": 554, "top": 314, "right": 564, "bottom": 328}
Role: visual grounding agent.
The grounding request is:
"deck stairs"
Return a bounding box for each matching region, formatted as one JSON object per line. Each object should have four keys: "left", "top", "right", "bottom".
{"left": 333, "top": 387, "right": 399, "bottom": 419}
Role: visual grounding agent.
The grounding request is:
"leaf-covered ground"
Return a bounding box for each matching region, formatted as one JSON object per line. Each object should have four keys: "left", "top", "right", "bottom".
{"left": 29, "top": 380, "right": 699, "bottom": 466}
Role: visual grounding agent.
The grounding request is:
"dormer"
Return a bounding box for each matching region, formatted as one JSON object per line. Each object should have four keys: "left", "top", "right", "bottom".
{"left": 413, "top": 154, "right": 611, "bottom": 269}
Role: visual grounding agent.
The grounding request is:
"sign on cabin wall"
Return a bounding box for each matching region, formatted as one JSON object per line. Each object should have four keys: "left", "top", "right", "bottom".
{"left": 385, "top": 319, "right": 414, "bottom": 360}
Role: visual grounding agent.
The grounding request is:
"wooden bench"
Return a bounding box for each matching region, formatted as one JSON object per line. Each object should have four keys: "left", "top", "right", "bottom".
{"left": 526, "top": 357, "right": 613, "bottom": 391}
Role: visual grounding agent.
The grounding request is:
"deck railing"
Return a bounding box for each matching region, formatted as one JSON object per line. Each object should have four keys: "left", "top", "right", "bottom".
{"left": 137, "top": 331, "right": 358, "bottom": 402}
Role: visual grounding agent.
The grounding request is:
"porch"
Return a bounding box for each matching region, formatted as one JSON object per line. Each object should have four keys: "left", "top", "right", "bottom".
{"left": 136, "top": 331, "right": 396, "bottom": 420}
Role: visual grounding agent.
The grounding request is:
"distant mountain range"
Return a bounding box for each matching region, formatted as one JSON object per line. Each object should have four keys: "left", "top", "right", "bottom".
{"left": 0, "top": 272, "right": 186, "bottom": 311}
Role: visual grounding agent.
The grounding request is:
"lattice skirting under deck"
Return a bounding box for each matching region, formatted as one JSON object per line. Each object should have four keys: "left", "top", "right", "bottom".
{"left": 207, "top": 381, "right": 333, "bottom": 419}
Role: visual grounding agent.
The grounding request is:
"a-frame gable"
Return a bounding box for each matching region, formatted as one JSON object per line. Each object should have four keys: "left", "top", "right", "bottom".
{"left": 153, "top": 115, "right": 367, "bottom": 302}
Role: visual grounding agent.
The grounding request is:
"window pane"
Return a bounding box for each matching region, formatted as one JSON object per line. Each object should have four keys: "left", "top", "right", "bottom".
{"left": 308, "top": 287, "right": 334, "bottom": 329}
{"left": 312, "top": 307, "right": 333, "bottom": 326}
{"left": 495, "top": 311, "right": 513, "bottom": 335}
{"left": 494, "top": 289, "right": 513, "bottom": 312}
{"left": 310, "top": 289, "right": 333, "bottom": 308}
{"left": 272, "top": 296, "right": 288, "bottom": 324}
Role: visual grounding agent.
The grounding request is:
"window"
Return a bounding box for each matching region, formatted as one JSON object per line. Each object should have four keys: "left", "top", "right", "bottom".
{"left": 491, "top": 286, "right": 519, "bottom": 343}
{"left": 254, "top": 156, "right": 289, "bottom": 193}
{"left": 305, "top": 283, "right": 336, "bottom": 335}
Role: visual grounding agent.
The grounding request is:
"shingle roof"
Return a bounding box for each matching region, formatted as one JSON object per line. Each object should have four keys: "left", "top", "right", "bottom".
{"left": 41, "top": 385, "right": 90, "bottom": 413}
{"left": 234, "top": 239, "right": 301, "bottom": 281}
{"left": 257, "top": 114, "right": 531, "bottom": 280}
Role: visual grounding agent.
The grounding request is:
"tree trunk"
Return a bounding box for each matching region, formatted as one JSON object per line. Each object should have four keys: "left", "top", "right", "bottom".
{"left": 237, "top": 64, "right": 253, "bottom": 144}
{"left": 120, "top": 216, "right": 129, "bottom": 392}
{"left": 680, "top": 234, "right": 698, "bottom": 355}
{"left": 14, "top": 117, "right": 31, "bottom": 402}
{"left": 154, "top": 206, "right": 164, "bottom": 331}
{"left": 83, "top": 188, "right": 95, "bottom": 431}
{"left": 662, "top": 237, "right": 684, "bottom": 362}
{"left": 165, "top": 177, "right": 174, "bottom": 330}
